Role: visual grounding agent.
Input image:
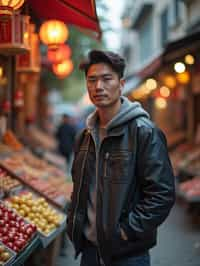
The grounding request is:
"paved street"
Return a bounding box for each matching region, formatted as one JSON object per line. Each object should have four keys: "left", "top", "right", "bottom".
{"left": 57, "top": 200, "right": 200, "bottom": 266}
{"left": 151, "top": 200, "right": 200, "bottom": 266}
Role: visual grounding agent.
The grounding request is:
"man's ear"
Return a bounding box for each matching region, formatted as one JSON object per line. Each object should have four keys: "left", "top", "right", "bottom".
{"left": 120, "top": 79, "right": 125, "bottom": 93}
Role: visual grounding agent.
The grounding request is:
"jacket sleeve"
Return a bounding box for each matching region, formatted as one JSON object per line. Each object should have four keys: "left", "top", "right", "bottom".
{"left": 66, "top": 129, "right": 85, "bottom": 237}
{"left": 121, "top": 125, "right": 176, "bottom": 240}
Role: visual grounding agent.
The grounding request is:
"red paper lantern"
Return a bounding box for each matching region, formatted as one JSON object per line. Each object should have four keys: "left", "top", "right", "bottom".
{"left": 0, "top": 0, "right": 24, "bottom": 17}
{"left": 47, "top": 44, "right": 71, "bottom": 64}
{"left": 52, "top": 59, "right": 73, "bottom": 78}
{"left": 39, "top": 20, "right": 69, "bottom": 49}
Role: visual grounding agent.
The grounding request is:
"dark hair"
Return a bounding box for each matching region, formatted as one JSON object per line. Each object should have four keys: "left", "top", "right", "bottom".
{"left": 79, "top": 50, "right": 126, "bottom": 79}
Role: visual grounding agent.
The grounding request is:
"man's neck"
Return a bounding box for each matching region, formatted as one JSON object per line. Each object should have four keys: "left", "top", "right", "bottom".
{"left": 98, "top": 100, "right": 121, "bottom": 127}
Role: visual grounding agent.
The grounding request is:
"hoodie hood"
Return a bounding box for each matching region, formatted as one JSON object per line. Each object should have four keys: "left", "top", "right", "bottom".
{"left": 86, "top": 96, "right": 150, "bottom": 131}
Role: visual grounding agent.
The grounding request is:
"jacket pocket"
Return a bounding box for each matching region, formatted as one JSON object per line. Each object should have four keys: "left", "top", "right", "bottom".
{"left": 104, "top": 151, "right": 132, "bottom": 183}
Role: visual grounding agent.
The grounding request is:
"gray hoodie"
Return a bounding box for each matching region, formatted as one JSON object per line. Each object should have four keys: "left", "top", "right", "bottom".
{"left": 83, "top": 96, "right": 150, "bottom": 244}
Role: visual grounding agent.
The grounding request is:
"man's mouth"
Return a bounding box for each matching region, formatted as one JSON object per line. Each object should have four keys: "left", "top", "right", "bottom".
{"left": 93, "top": 95, "right": 106, "bottom": 99}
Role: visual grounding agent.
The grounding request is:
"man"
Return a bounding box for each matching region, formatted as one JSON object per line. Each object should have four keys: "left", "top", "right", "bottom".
{"left": 67, "top": 50, "right": 175, "bottom": 266}
{"left": 56, "top": 113, "right": 76, "bottom": 169}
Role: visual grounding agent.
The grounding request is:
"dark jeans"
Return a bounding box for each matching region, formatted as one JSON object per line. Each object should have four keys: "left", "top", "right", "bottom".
{"left": 80, "top": 245, "right": 150, "bottom": 266}
{"left": 112, "top": 252, "right": 150, "bottom": 266}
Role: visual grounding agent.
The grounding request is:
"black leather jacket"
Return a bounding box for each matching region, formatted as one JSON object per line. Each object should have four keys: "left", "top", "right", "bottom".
{"left": 67, "top": 116, "right": 175, "bottom": 266}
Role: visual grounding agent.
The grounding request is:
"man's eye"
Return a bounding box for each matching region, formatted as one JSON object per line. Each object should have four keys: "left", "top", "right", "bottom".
{"left": 87, "top": 79, "right": 96, "bottom": 83}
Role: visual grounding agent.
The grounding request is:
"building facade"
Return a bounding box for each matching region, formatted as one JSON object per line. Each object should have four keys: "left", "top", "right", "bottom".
{"left": 121, "top": 0, "right": 200, "bottom": 145}
{"left": 121, "top": 0, "right": 187, "bottom": 77}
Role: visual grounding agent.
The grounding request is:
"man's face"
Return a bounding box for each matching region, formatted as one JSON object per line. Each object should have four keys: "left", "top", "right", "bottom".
{"left": 86, "top": 63, "right": 124, "bottom": 108}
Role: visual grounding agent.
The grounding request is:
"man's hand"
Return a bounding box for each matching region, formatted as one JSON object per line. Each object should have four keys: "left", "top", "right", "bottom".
{"left": 120, "top": 227, "right": 128, "bottom": 241}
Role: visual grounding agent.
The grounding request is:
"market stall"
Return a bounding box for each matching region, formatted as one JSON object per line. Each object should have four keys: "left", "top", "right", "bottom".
{"left": 0, "top": 130, "right": 74, "bottom": 265}
{"left": 0, "top": 0, "right": 101, "bottom": 264}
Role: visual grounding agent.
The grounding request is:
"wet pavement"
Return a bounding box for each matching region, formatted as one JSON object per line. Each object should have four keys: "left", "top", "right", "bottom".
{"left": 57, "top": 200, "right": 200, "bottom": 266}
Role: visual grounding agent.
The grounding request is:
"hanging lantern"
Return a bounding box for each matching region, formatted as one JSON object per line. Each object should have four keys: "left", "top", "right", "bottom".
{"left": 14, "top": 89, "right": 24, "bottom": 109}
{"left": 52, "top": 59, "right": 73, "bottom": 78}
{"left": 47, "top": 44, "right": 71, "bottom": 64}
{"left": 0, "top": 0, "right": 24, "bottom": 17}
{"left": 39, "top": 20, "right": 69, "bottom": 50}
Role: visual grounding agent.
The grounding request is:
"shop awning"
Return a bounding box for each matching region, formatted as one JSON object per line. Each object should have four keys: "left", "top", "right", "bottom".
{"left": 163, "top": 30, "right": 200, "bottom": 63}
{"left": 136, "top": 55, "right": 162, "bottom": 79}
{"left": 27, "top": 0, "right": 102, "bottom": 40}
{"left": 133, "top": 31, "right": 200, "bottom": 81}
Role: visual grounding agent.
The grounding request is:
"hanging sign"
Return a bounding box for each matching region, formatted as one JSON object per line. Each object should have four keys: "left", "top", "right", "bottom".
{"left": 0, "top": 13, "right": 30, "bottom": 55}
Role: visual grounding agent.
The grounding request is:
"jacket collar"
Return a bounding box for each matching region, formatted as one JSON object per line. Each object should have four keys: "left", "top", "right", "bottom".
{"left": 86, "top": 125, "right": 125, "bottom": 138}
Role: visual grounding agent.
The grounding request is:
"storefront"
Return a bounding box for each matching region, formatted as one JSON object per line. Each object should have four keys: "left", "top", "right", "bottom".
{"left": 125, "top": 30, "right": 200, "bottom": 216}
{"left": 0, "top": 1, "right": 101, "bottom": 265}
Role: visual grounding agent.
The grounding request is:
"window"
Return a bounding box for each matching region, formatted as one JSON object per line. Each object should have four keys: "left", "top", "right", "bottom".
{"left": 161, "top": 7, "right": 169, "bottom": 47}
{"left": 139, "top": 14, "right": 153, "bottom": 65}
{"left": 174, "top": 0, "right": 180, "bottom": 23}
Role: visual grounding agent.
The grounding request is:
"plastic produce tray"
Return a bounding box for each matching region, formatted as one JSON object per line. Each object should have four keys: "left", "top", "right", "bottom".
{"left": 39, "top": 216, "right": 66, "bottom": 248}
{"left": 11, "top": 235, "right": 41, "bottom": 266}
{"left": 0, "top": 241, "right": 16, "bottom": 266}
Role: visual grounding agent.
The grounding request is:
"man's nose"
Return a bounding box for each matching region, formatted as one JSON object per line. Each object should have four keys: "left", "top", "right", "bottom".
{"left": 95, "top": 79, "right": 103, "bottom": 90}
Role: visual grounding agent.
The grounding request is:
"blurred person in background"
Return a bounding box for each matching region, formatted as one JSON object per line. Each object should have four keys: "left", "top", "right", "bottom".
{"left": 67, "top": 50, "right": 175, "bottom": 266}
{"left": 56, "top": 113, "right": 77, "bottom": 173}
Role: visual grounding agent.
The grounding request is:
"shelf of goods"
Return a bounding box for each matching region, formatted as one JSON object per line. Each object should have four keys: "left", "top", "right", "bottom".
{"left": 0, "top": 135, "right": 70, "bottom": 264}
{"left": 0, "top": 160, "right": 67, "bottom": 264}
{"left": 170, "top": 142, "right": 200, "bottom": 204}
{"left": 177, "top": 176, "right": 200, "bottom": 203}
{"left": 169, "top": 142, "right": 200, "bottom": 177}
{"left": 0, "top": 168, "right": 23, "bottom": 197}
{"left": 0, "top": 201, "right": 40, "bottom": 266}
{"left": 5, "top": 190, "right": 66, "bottom": 248}
{"left": 0, "top": 149, "right": 72, "bottom": 210}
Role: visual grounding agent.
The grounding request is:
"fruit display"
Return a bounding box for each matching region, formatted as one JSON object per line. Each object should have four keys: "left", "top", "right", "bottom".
{"left": 22, "top": 151, "right": 50, "bottom": 171}
{"left": 1, "top": 153, "right": 68, "bottom": 207}
{"left": 0, "top": 202, "right": 37, "bottom": 253}
{"left": 2, "top": 130, "right": 23, "bottom": 151}
{"left": 179, "top": 176, "right": 200, "bottom": 198}
{"left": 184, "top": 157, "right": 200, "bottom": 176}
{"left": 170, "top": 143, "right": 200, "bottom": 176}
{"left": 0, "top": 168, "right": 22, "bottom": 193}
{"left": 1, "top": 155, "right": 24, "bottom": 174}
{"left": 0, "top": 243, "right": 15, "bottom": 265}
{"left": 6, "top": 192, "right": 65, "bottom": 236}
{"left": 26, "top": 126, "right": 57, "bottom": 151}
{"left": 21, "top": 151, "right": 67, "bottom": 180}
{"left": 0, "top": 143, "right": 12, "bottom": 154}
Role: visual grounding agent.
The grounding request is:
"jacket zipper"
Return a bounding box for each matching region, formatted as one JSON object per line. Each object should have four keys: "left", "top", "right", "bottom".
{"left": 104, "top": 152, "right": 109, "bottom": 177}
{"left": 72, "top": 132, "right": 90, "bottom": 246}
{"left": 95, "top": 139, "right": 107, "bottom": 266}
{"left": 88, "top": 132, "right": 106, "bottom": 266}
